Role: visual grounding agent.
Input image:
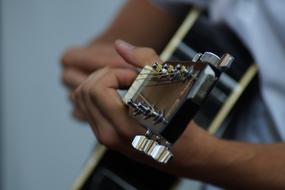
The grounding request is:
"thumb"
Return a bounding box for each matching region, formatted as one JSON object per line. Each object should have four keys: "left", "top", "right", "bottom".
{"left": 114, "top": 40, "right": 162, "bottom": 68}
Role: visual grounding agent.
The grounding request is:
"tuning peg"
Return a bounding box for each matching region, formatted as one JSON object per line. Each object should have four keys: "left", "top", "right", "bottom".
{"left": 192, "top": 53, "right": 202, "bottom": 62}
{"left": 142, "top": 139, "right": 158, "bottom": 155}
{"left": 132, "top": 135, "right": 173, "bottom": 163}
{"left": 200, "top": 52, "right": 221, "bottom": 66}
{"left": 138, "top": 103, "right": 151, "bottom": 116}
{"left": 150, "top": 144, "right": 173, "bottom": 164}
{"left": 152, "top": 111, "right": 168, "bottom": 125}
{"left": 219, "top": 54, "right": 234, "bottom": 70}
{"left": 152, "top": 62, "right": 163, "bottom": 72}
{"left": 167, "top": 64, "right": 174, "bottom": 74}
{"left": 131, "top": 135, "right": 148, "bottom": 151}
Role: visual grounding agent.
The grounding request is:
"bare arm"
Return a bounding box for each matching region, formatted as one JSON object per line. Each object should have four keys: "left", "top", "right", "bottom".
{"left": 94, "top": 0, "right": 181, "bottom": 52}
{"left": 171, "top": 125, "right": 285, "bottom": 189}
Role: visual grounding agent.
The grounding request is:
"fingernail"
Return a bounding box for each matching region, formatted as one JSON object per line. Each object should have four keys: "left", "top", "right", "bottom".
{"left": 115, "top": 39, "right": 134, "bottom": 51}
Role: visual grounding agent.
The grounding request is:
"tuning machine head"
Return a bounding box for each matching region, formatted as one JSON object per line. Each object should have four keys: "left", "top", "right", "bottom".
{"left": 126, "top": 51, "right": 233, "bottom": 164}
{"left": 132, "top": 133, "right": 173, "bottom": 164}
{"left": 193, "top": 52, "right": 234, "bottom": 71}
{"left": 150, "top": 144, "right": 173, "bottom": 164}
{"left": 132, "top": 135, "right": 148, "bottom": 151}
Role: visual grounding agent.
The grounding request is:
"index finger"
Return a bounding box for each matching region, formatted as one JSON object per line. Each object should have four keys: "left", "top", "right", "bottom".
{"left": 89, "top": 67, "right": 144, "bottom": 138}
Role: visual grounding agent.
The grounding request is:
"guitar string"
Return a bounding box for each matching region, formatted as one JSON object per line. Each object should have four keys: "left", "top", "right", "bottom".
{"left": 138, "top": 67, "right": 195, "bottom": 75}
{"left": 134, "top": 66, "right": 198, "bottom": 81}
{"left": 135, "top": 74, "right": 198, "bottom": 81}
{"left": 134, "top": 74, "right": 198, "bottom": 85}
{"left": 128, "top": 64, "right": 198, "bottom": 88}
{"left": 143, "top": 77, "right": 196, "bottom": 87}
{"left": 135, "top": 72, "right": 197, "bottom": 81}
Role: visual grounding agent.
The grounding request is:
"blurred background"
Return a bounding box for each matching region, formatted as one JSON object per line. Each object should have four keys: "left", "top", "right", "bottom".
{"left": 0, "top": 0, "right": 126, "bottom": 189}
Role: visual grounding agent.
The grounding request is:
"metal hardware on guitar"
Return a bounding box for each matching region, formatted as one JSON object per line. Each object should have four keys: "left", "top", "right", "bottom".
{"left": 127, "top": 100, "right": 168, "bottom": 125}
{"left": 124, "top": 52, "right": 233, "bottom": 164}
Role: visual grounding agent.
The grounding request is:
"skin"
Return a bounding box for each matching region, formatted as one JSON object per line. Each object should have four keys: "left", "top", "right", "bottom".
{"left": 61, "top": 0, "right": 180, "bottom": 121}
{"left": 61, "top": 0, "right": 285, "bottom": 189}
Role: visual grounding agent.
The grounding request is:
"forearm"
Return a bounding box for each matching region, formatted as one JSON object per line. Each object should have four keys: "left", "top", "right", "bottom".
{"left": 94, "top": 0, "right": 182, "bottom": 52}
{"left": 179, "top": 127, "right": 285, "bottom": 189}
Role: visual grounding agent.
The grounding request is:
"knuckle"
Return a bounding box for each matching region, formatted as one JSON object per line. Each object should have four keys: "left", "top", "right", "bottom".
{"left": 81, "top": 84, "right": 90, "bottom": 97}
{"left": 89, "top": 84, "right": 101, "bottom": 100}
{"left": 73, "top": 87, "right": 82, "bottom": 101}
{"left": 97, "top": 133, "right": 117, "bottom": 149}
{"left": 88, "top": 75, "right": 105, "bottom": 98}
{"left": 82, "top": 83, "right": 99, "bottom": 103}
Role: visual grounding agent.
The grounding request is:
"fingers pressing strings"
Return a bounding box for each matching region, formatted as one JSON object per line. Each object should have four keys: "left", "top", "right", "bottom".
{"left": 73, "top": 68, "right": 140, "bottom": 149}
{"left": 72, "top": 69, "right": 108, "bottom": 137}
{"left": 86, "top": 68, "right": 144, "bottom": 139}
{"left": 114, "top": 39, "right": 163, "bottom": 68}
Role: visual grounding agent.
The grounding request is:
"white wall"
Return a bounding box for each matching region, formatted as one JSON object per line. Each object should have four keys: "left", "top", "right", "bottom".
{"left": 1, "top": 0, "right": 125, "bottom": 189}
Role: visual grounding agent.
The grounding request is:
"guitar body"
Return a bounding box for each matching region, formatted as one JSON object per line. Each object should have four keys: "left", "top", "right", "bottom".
{"left": 72, "top": 9, "right": 258, "bottom": 190}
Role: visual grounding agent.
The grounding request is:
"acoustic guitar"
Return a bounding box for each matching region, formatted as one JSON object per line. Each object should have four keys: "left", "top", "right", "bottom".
{"left": 71, "top": 8, "right": 258, "bottom": 190}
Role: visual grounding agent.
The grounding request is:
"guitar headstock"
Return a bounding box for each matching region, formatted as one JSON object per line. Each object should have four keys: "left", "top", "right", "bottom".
{"left": 123, "top": 52, "right": 233, "bottom": 163}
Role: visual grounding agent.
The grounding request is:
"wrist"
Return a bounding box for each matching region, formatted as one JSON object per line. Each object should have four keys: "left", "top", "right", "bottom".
{"left": 170, "top": 123, "right": 221, "bottom": 178}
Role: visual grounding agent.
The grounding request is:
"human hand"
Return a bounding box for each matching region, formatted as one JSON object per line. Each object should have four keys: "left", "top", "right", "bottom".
{"left": 60, "top": 42, "right": 130, "bottom": 121}
{"left": 72, "top": 40, "right": 217, "bottom": 175}
{"left": 71, "top": 39, "right": 162, "bottom": 149}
